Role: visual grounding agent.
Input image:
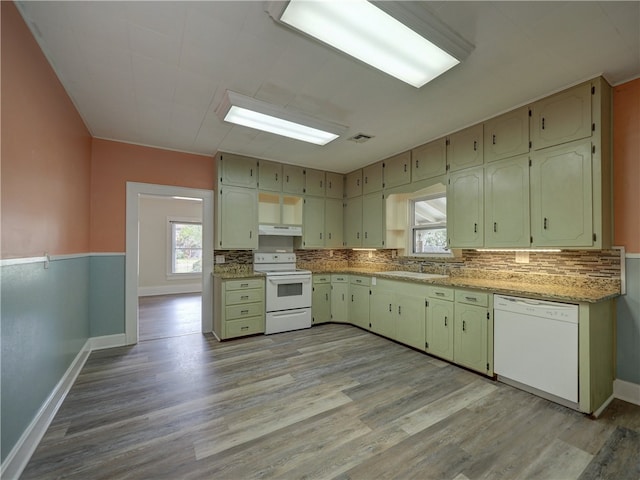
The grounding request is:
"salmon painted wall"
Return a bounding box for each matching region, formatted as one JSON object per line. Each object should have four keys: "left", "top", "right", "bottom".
{"left": 1, "top": 1, "right": 92, "bottom": 259}
{"left": 613, "top": 78, "right": 640, "bottom": 254}
{"left": 90, "top": 139, "right": 214, "bottom": 252}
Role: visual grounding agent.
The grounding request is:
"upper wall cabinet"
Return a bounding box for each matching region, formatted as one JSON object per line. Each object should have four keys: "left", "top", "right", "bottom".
{"left": 305, "top": 168, "right": 326, "bottom": 196}
{"left": 346, "top": 170, "right": 363, "bottom": 198}
{"left": 412, "top": 138, "right": 447, "bottom": 181}
{"left": 258, "top": 160, "right": 282, "bottom": 191}
{"left": 283, "top": 164, "right": 305, "bottom": 194}
{"left": 447, "top": 124, "right": 484, "bottom": 172}
{"left": 447, "top": 166, "right": 484, "bottom": 248}
{"left": 484, "top": 107, "right": 530, "bottom": 163}
{"left": 383, "top": 152, "right": 411, "bottom": 189}
{"left": 325, "top": 172, "right": 345, "bottom": 199}
{"left": 363, "top": 161, "right": 384, "bottom": 194}
{"left": 216, "top": 185, "right": 258, "bottom": 249}
{"left": 218, "top": 153, "right": 258, "bottom": 188}
{"left": 530, "top": 83, "right": 592, "bottom": 151}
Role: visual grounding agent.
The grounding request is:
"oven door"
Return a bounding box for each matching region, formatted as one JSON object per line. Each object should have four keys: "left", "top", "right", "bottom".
{"left": 265, "top": 274, "right": 312, "bottom": 312}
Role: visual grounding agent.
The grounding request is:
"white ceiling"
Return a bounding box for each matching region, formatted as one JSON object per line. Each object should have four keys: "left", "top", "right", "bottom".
{"left": 16, "top": 1, "right": 640, "bottom": 174}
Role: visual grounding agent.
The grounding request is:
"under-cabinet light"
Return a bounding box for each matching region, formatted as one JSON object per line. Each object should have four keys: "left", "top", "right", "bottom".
{"left": 267, "top": 0, "right": 473, "bottom": 88}
{"left": 352, "top": 248, "right": 377, "bottom": 251}
{"left": 476, "top": 249, "right": 562, "bottom": 253}
{"left": 216, "top": 90, "right": 347, "bottom": 145}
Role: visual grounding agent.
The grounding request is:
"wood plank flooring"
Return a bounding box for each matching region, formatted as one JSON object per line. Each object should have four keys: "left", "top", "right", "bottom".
{"left": 138, "top": 293, "right": 201, "bottom": 342}
{"left": 21, "top": 323, "right": 640, "bottom": 479}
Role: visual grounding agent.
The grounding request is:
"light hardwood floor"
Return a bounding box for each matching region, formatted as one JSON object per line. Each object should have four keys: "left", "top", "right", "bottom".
{"left": 138, "top": 293, "right": 201, "bottom": 342}
{"left": 22, "top": 322, "right": 640, "bottom": 479}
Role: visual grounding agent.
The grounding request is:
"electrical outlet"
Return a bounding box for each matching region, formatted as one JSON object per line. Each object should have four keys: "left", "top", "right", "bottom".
{"left": 329, "top": 250, "right": 333, "bottom": 257}
{"left": 515, "top": 251, "right": 529, "bottom": 264}
{"left": 215, "top": 255, "right": 225, "bottom": 264}
{"left": 368, "top": 250, "right": 373, "bottom": 258}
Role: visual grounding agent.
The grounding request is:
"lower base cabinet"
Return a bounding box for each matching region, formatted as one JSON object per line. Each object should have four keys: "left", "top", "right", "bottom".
{"left": 426, "top": 291, "right": 455, "bottom": 361}
{"left": 312, "top": 274, "right": 331, "bottom": 324}
{"left": 213, "top": 277, "right": 265, "bottom": 340}
{"left": 330, "top": 275, "right": 349, "bottom": 323}
{"left": 349, "top": 275, "right": 371, "bottom": 329}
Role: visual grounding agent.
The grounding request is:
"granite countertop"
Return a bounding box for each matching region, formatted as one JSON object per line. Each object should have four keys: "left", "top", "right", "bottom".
{"left": 212, "top": 271, "right": 265, "bottom": 280}
{"left": 308, "top": 268, "right": 620, "bottom": 303}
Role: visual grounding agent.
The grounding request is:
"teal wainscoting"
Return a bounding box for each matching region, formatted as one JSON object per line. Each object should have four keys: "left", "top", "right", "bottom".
{"left": 89, "top": 254, "right": 125, "bottom": 337}
{"left": 1, "top": 256, "right": 90, "bottom": 462}
{"left": 617, "top": 256, "right": 640, "bottom": 385}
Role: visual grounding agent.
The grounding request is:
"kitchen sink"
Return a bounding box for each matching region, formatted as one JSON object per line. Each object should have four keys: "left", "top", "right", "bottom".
{"left": 375, "top": 271, "right": 449, "bottom": 280}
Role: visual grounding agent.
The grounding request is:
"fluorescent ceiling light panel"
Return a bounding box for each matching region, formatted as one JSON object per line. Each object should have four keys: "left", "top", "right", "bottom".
{"left": 216, "top": 90, "right": 347, "bottom": 146}
{"left": 268, "top": 0, "right": 472, "bottom": 88}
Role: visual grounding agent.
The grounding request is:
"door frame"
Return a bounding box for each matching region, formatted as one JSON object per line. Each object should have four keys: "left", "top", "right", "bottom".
{"left": 125, "top": 182, "right": 214, "bottom": 345}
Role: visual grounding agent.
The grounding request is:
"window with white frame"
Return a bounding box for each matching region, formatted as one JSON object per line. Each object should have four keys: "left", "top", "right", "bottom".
{"left": 169, "top": 221, "right": 202, "bottom": 274}
{"left": 410, "top": 193, "right": 448, "bottom": 254}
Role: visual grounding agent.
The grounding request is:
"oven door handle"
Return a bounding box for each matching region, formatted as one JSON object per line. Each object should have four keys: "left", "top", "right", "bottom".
{"left": 267, "top": 275, "right": 311, "bottom": 284}
{"left": 269, "top": 309, "right": 309, "bottom": 317}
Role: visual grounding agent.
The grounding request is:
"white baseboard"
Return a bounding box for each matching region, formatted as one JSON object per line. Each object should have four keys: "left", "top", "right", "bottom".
{"left": 0, "top": 339, "right": 92, "bottom": 480}
{"left": 138, "top": 284, "right": 202, "bottom": 297}
{"left": 614, "top": 379, "right": 640, "bottom": 406}
{"left": 90, "top": 333, "right": 127, "bottom": 350}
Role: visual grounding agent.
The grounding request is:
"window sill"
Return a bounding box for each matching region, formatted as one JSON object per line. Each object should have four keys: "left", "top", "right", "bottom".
{"left": 166, "top": 273, "right": 202, "bottom": 281}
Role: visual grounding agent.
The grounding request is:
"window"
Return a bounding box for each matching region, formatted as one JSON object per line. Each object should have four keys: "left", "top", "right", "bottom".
{"left": 170, "top": 221, "right": 202, "bottom": 274}
{"left": 410, "top": 193, "right": 448, "bottom": 254}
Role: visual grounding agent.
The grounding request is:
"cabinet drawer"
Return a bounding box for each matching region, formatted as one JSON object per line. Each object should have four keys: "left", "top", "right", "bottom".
{"left": 429, "top": 286, "right": 454, "bottom": 301}
{"left": 225, "top": 288, "right": 263, "bottom": 305}
{"left": 455, "top": 290, "right": 489, "bottom": 307}
{"left": 225, "top": 278, "right": 264, "bottom": 291}
{"left": 331, "top": 274, "right": 348, "bottom": 283}
{"left": 226, "top": 316, "right": 264, "bottom": 338}
{"left": 226, "top": 302, "right": 264, "bottom": 320}
{"left": 314, "top": 275, "right": 331, "bottom": 284}
{"left": 350, "top": 275, "right": 371, "bottom": 286}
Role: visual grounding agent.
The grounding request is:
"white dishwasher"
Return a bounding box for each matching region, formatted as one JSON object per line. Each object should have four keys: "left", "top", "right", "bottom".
{"left": 494, "top": 294, "right": 579, "bottom": 409}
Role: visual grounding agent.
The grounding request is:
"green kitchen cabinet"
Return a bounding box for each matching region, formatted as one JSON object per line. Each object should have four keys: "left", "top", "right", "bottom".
{"left": 218, "top": 152, "right": 258, "bottom": 188}
{"left": 530, "top": 139, "right": 593, "bottom": 247}
{"left": 363, "top": 161, "right": 384, "bottom": 194}
{"left": 426, "top": 287, "right": 455, "bottom": 361}
{"left": 345, "top": 170, "right": 363, "bottom": 198}
{"left": 484, "top": 106, "right": 530, "bottom": 163}
{"left": 530, "top": 82, "right": 592, "bottom": 151}
{"left": 325, "top": 197, "right": 344, "bottom": 248}
{"left": 412, "top": 138, "right": 447, "bottom": 181}
{"left": 312, "top": 275, "right": 331, "bottom": 325}
{"left": 305, "top": 168, "right": 326, "bottom": 196}
{"left": 370, "top": 281, "right": 396, "bottom": 339}
{"left": 362, "top": 192, "right": 385, "bottom": 248}
{"left": 454, "top": 290, "right": 491, "bottom": 375}
{"left": 447, "top": 123, "right": 484, "bottom": 172}
{"left": 325, "top": 172, "right": 345, "bottom": 199}
{"left": 349, "top": 276, "right": 371, "bottom": 330}
{"left": 258, "top": 160, "right": 282, "bottom": 191}
{"left": 447, "top": 166, "right": 483, "bottom": 248}
{"left": 484, "top": 155, "right": 530, "bottom": 248}
{"left": 384, "top": 151, "right": 411, "bottom": 189}
{"left": 344, "top": 196, "right": 363, "bottom": 247}
{"left": 331, "top": 275, "right": 349, "bottom": 323}
{"left": 213, "top": 277, "right": 265, "bottom": 340}
{"left": 395, "top": 290, "right": 426, "bottom": 350}
{"left": 216, "top": 185, "right": 258, "bottom": 249}
{"left": 283, "top": 164, "right": 305, "bottom": 194}
{"left": 302, "top": 196, "right": 325, "bottom": 248}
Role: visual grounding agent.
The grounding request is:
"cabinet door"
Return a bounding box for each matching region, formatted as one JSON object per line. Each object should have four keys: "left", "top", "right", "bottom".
{"left": 302, "top": 196, "right": 325, "bottom": 248}
{"left": 331, "top": 281, "right": 349, "bottom": 323}
{"left": 484, "top": 107, "right": 530, "bottom": 163}
{"left": 349, "top": 284, "right": 370, "bottom": 329}
{"left": 217, "top": 186, "right": 258, "bottom": 249}
{"left": 345, "top": 170, "right": 363, "bottom": 198}
{"left": 484, "top": 155, "right": 530, "bottom": 248}
{"left": 312, "top": 283, "right": 331, "bottom": 324}
{"left": 384, "top": 152, "right": 411, "bottom": 189}
{"left": 363, "top": 162, "right": 384, "bottom": 194}
{"left": 531, "top": 82, "right": 592, "bottom": 150}
{"left": 370, "top": 284, "right": 395, "bottom": 338}
{"left": 447, "top": 167, "right": 483, "bottom": 248}
{"left": 454, "top": 303, "right": 488, "bottom": 374}
{"left": 326, "top": 172, "right": 345, "bottom": 199}
{"left": 396, "top": 293, "right": 426, "bottom": 350}
{"left": 325, "top": 197, "right": 344, "bottom": 248}
{"left": 219, "top": 153, "right": 258, "bottom": 187}
{"left": 344, "top": 196, "right": 362, "bottom": 247}
{"left": 426, "top": 299, "right": 454, "bottom": 361}
{"left": 412, "top": 138, "right": 447, "bottom": 181}
{"left": 362, "top": 192, "right": 385, "bottom": 248}
{"left": 530, "top": 140, "right": 593, "bottom": 247}
{"left": 447, "top": 124, "right": 483, "bottom": 172}
{"left": 283, "top": 165, "right": 305, "bottom": 194}
{"left": 305, "top": 168, "right": 326, "bottom": 196}
{"left": 258, "top": 160, "right": 282, "bottom": 191}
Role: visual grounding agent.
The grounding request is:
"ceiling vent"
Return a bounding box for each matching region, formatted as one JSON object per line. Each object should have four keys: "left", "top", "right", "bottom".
{"left": 348, "top": 133, "right": 374, "bottom": 143}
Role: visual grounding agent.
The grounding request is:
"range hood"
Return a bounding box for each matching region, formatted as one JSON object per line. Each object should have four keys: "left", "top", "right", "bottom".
{"left": 258, "top": 225, "right": 303, "bottom": 236}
